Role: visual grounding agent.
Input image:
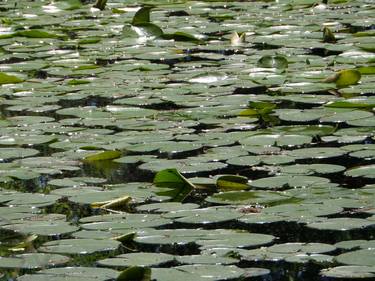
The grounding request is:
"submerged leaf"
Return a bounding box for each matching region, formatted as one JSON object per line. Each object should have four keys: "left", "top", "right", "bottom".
{"left": 257, "top": 55, "right": 288, "bottom": 70}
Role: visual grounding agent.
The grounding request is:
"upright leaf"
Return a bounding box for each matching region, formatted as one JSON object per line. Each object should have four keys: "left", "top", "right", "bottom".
{"left": 132, "top": 6, "right": 153, "bottom": 25}
{"left": 117, "top": 266, "right": 151, "bottom": 281}
{"left": 230, "top": 32, "right": 246, "bottom": 46}
{"left": 323, "top": 26, "right": 336, "bottom": 43}
{"left": 93, "top": 0, "right": 107, "bottom": 10}
{"left": 154, "top": 168, "right": 195, "bottom": 202}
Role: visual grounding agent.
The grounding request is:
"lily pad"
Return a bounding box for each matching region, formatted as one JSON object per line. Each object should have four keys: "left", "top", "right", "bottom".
{"left": 38, "top": 239, "right": 121, "bottom": 256}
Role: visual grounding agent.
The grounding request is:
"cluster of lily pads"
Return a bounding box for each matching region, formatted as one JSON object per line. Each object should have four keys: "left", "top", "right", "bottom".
{"left": 0, "top": 0, "right": 374, "bottom": 280}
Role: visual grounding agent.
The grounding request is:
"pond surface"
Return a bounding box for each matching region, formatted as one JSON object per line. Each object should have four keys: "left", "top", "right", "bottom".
{"left": 0, "top": 0, "right": 375, "bottom": 280}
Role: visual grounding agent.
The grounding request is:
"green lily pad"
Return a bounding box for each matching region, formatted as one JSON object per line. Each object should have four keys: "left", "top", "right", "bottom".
{"left": 345, "top": 165, "right": 375, "bottom": 179}
{"left": 336, "top": 249, "right": 375, "bottom": 266}
{"left": 0, "top": 72, "right": 23, "bottom": 84}
{"left": 97, "top": 252, "right": 174, "bottom": 269}
{"left": 17, "top": 267, "right": 119, "bottom": 281}
{"left": 0, "top": 253, "right": 70, "bottom": 270}
{"left": 38, "top": 238, "right": 121, "bottom": 256}
{"left": 250, "top": 175, "right": 330, "bottom": 190}
{"left": 320, "top": 266, "right": 375, "bottom": 279}
{"left": 307, "top": 218, "right": 375, "bottom": 231}
{"left": 206, "top": 190, "right": 291, "bottom": 206}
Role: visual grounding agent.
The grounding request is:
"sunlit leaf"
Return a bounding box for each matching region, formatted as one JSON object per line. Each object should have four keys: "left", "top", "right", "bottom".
{"left": 216, "top": 175, "right": 250, "bottom": 191}
{"left": 0, "top": 72, "right": 23, "bottom": 85}
{"left": 324, "top": 69, "right": 361, "bottom": 88}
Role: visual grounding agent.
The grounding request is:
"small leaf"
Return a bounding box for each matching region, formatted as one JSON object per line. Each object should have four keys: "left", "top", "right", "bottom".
{"left": 84, "top": 150, "right": 122, "bottom": 162}
{"left": 15, "top": 30, "right": 60, "bottom": 39}
{"left": 257, "top": 55, "right": 288, "bottom": 70}
{"left": 154, "top": 168, "right": 195, "bottom": 202}
{"left": 322, "top": 26, "right": 336, "bottom": 43}
{"left": 117, "top": 266, "right": 151, "bottom": 281}
{"left": 230, "top": 32, "right": 246, "bottom": 46}
{"left": 0, "top": 72, "right": 23, "bottom": 85}
{"left": 132, "top": 6, "right": 154, "bottom": 25}
{"left": 216, "top": 175, "right": 250, "bottom": 191}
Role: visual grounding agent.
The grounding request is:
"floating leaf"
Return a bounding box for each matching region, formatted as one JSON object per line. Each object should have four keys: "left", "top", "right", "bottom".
{"left": 0, "top": 72, "right": 23, "bottom": 85}
{"left": 84, "top": 150, "right": 121, "bottom": 162}
{"left": 117, "top": 266, "right": 151, "bottom": 281}
{"left": 324, "top": 69, "right": 361, "bottom": 88}
{"left": 216, "top": 175, "right": 250, "bottom": 191}
{"left": 15, "top": 30, "right": 60, "bottom": 39}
